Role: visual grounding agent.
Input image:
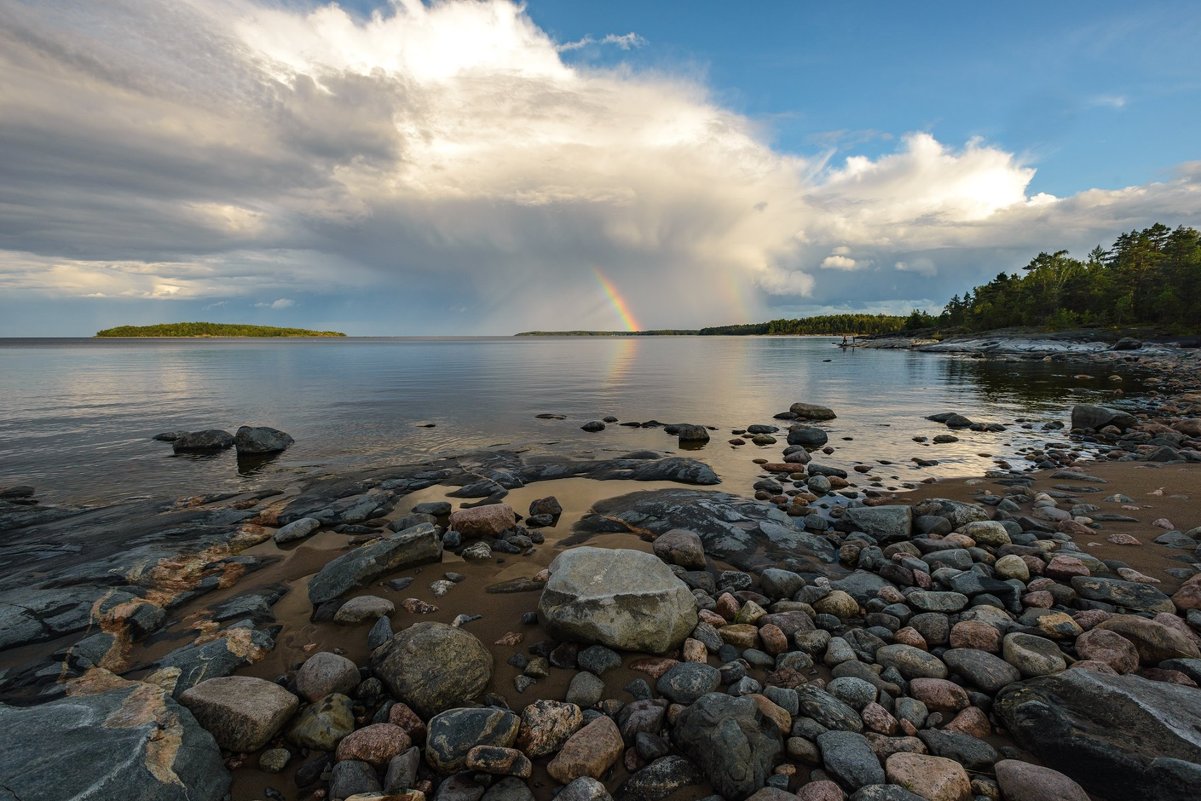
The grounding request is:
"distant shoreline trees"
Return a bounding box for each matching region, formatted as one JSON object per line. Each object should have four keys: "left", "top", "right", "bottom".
{"left": 934, "top": 223, "right": 1200, "bottom": 332}
{"left": 95, "top": 322, "right": 346, "bottom": 337}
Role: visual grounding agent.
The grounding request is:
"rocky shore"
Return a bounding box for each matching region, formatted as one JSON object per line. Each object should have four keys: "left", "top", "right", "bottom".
{"left": 1, "top": 382, "right": 1200, "bottom": 801}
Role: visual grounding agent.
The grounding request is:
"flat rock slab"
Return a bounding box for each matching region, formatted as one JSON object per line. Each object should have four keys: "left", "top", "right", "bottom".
{"left": 539, "top": 547, "right": 697, "bottom": 654}
{"left": 995, "top": 669, "right": 1201, "bottom": 801}
{"left": 573, "top": 489, "right": 839, "bottom": 573}
{"left": 0, "top": 675, "right": 229, "bottom": 801}
{"left": 308, "top": 523, "right": 442, "bottom": 606}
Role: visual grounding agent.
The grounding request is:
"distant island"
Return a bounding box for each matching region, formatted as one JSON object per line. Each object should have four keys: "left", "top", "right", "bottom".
{"left": 95, "top": 322, "right": 346, "bottom": 338}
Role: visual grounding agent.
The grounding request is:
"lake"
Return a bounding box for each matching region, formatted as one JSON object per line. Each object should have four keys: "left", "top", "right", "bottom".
{"left": 0, "top": 336, "right": 1142, "bottom": 504}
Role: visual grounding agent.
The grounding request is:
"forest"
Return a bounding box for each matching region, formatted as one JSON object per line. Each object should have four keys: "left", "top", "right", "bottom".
{"left": 698, "top": 314, "right": 909, "bottom": 336}
{"left": 95, "top": 322, "right": 346, "bottom": 337}
{"left": 907, "top": 223, "right": 1200, "bottom": 332}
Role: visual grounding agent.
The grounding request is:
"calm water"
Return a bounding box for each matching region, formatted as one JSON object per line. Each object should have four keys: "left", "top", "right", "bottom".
{"left": 0, "top": 337, "right": 1142, "bottom": 504}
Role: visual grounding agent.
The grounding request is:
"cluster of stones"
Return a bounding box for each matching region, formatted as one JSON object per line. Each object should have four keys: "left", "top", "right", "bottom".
{"left": 1067, "top": 401, "right": 1201, "bottom": 463}
{"left": 155, "top": 425, "right": 295, "bottom": 455}
{"left": 169, "top": 485, "right": 1199, "bottom": 801}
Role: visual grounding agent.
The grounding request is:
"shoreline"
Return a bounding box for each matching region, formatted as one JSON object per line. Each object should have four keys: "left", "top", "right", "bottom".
{"left": 1, "top": 368, "right": 1200, "bottom": 801}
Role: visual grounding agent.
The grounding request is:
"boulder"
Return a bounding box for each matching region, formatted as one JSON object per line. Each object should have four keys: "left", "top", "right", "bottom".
{"left": 295, "top": 651, "right": 360, "bottom": 702}
{"left": 787, "top": 425, "right": 829, "bottom": 448}
{"left": 172, "top": 429, "right": 235, "bottom": 452}
{"left": 676, "top": 424, "right": 711, "bottom": 444}
{"left": 884, "top": 753, "right": 971, "bottom": 801}
{"left": 426, "top": 707, "right": 520, "bottom": 773}
{"left": 287, "top": 693, "right": 355, "bottom": 751}
{"left": 790, "top": 403, "right": 837, "bottom": 420}
{"left": 516, "top": 700, "right": 583, "bottom": 758}
{"left": 538, "top": 547, "right": 698, "bottom": 654}
{"left": 1070, "top": 404, "right": 1137, "bottom": 432}
{"left": 621, "top": 755, "right": 703, "bottom": 801}
{"left": 842, "top": 506, "right": 912, "bottom": 540}
{"left": 1069, "top": 576, "right": 1176, "bottom": 614}
{"left": 994, "top": 759, "right": 1089, "bottom": 801}
{"left": 274, "top": 517, "right": 320, "bottom": 544}
{"left": 0, "top": 673, "right": 229, "bottom": 801}
{"left": 652, "top": 529, "right": 707, "bottom": 569}
{"left": 449, "top": 504, "right": 516, "bottom": 538}
{"left": 308, "top": 523, "right": 442, "bottom": 605}
{"left": 817, "top": 730, "right": 885, "bottom": 789}
{"left": 1095, "top": 614, "right": 1201, "bottom": 664}
{"left": 995, "top": 669, "right": 1201, "bottom": 801}
{"left": 234, "top": 425, "right": 294, "bottom": 454}
{"left": 546, "top": 715, "right": 624, "bottom": 784}
{"left": 371, "top": 622, "right": 493, "bottom": 717}
{"left": 179, "top": 675, "right": 299, "bottom": 752}
{"left": 672, "top": 693, "right": 782, "bottom": 800}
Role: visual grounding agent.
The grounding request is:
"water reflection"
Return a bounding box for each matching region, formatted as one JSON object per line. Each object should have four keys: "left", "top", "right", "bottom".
{"left": 0, "top": 337, "right": 1150, "bottom": 504}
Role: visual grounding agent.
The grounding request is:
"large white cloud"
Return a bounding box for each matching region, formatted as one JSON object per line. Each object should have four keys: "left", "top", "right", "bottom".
{"left": 1, "top": 0, "right": 1199, "bottom": 333}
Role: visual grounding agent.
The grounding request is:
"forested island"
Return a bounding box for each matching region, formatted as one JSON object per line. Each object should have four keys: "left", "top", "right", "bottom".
{"left": 95, "top": 322, "right": 346, "bottom": 337}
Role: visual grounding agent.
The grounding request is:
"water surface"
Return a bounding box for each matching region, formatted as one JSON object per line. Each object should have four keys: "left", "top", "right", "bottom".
{"left": 0, "top": 336, "right": 1140, "bottom": 504}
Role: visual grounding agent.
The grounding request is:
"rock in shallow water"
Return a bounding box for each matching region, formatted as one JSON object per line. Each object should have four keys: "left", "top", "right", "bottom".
{"left": 234, "top": 425, "right": 294, "bottom": 454}
{"left": 538, "top": 547, "right": 698, "bottom": 654}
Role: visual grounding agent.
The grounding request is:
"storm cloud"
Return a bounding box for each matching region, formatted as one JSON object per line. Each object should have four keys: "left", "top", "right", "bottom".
{"left": 1, "top": 0, "right": 1199, "bottom": 333}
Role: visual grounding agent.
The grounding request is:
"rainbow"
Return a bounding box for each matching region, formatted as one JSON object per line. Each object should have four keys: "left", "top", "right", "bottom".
{"left": 594, "top": 268, "right": 640, "bottom": 332}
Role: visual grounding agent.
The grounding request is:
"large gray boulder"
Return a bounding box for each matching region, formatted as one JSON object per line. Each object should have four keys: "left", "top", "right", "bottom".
{"left": 994, "top": 669, "right": 1201, "bottom": 801}
{"left": 234, "top": 425, "right": 294, "bottom": 454}
{"left": 538, "top": 547, "right": 698, "bottom": 654}
{"left": 308, "top": 523, "right": 442, "bottom": 605}
{"left": 371, "top": 622, "right": 493, "bottom": 718}
{"left": 0, "top": 675, "right": 229, "bottom": 801}
{"left": 672, "top": 693, "right": 782, "bottom": 800}
{"left": 179, "top": 675, "right": 299, "bottom": 752}
{"left": 1070, "top": 404, "right": 1138, "bottom": 431}
{"left": 841, "top": 506, "right": 912, "bottom": 541}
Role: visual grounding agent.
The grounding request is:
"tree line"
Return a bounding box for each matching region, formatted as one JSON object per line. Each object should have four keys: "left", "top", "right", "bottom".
{"left": 699, "top": 313, "right": 909, "bottom": 336}
{"left": 906, "top": 223, "right": 1200, "bottom": 332}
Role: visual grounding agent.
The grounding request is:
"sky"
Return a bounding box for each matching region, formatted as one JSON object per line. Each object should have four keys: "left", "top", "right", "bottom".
{"left": 1, "top": 0, "right": 1199, "bottom": 335}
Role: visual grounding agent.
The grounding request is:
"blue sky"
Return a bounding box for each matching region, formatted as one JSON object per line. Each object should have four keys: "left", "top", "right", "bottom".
{"left": 1, "top": 0, "right": 1199, "bottom": 334}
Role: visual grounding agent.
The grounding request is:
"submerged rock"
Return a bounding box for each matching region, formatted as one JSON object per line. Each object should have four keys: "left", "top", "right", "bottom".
{"left": 234, "top": 425, "right": 294, "bottom": 454}
{"left": 538, "top": 547, "right": 698, "bottom": 654}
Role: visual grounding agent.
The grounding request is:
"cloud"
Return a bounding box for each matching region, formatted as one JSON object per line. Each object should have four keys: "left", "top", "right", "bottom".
{"left": 1, "top": 0, "right": 1200, "bottom": 335}
{"left": 820, "top": 255, "right": 858, "bottom": 270}
{"left": 558, "top": 32, "right": 647, "bottom": 52}
{"left": 256, "top": 297, "right": 294, "bottom": 309}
